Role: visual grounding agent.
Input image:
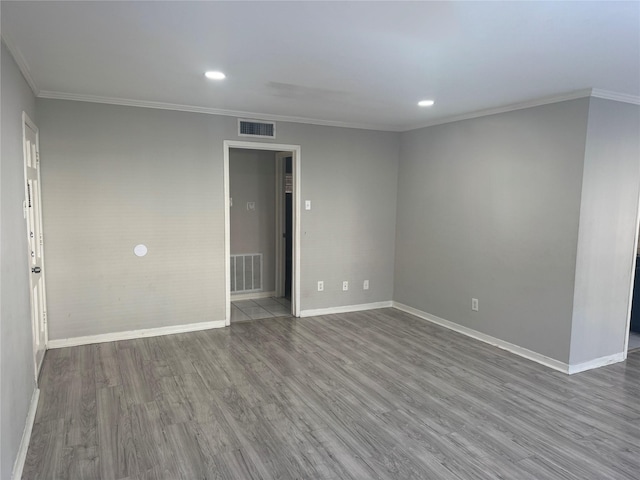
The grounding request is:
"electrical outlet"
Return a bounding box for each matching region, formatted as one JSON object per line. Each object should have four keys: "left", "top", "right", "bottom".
{"left": 363, "top": 280, "right": 369, "bottom": 290}
{"left": 342, "top": 281, "right": 349, "bottom": 291}
{"left": 247, "top": 202, "right": 255, "bottom": 211}
{"left": 472, "top": 298, "right": 479, "bottom": 311}
{"left": 317, "top": 281, "right": 324, "bottom": 292}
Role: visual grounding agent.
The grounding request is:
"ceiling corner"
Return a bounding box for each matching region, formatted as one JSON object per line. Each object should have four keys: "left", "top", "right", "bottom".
{"left": 2, "top": 31, "right": 40, "bottom": 96}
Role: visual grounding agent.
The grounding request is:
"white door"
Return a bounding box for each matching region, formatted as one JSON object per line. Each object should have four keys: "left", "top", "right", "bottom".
{"left": 23, "top": 113, "right": 47, "bottom": 380}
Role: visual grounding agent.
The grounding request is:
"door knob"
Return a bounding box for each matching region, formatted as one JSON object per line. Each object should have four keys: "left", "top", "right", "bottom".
{"left": 32, "top": 266, "right": 41, "bottom": 274}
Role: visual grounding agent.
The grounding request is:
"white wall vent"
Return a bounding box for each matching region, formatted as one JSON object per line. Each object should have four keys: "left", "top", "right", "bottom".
{"left": 238, "top": 119, "right": 276, "bottom": 138}
{"left": 230, "top": 253, "right": 263, "bottom": 294}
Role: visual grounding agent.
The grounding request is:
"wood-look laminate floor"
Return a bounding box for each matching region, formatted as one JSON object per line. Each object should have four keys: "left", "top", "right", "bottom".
{"left": 23, "top": 308, "right": 640, "bottom": 479}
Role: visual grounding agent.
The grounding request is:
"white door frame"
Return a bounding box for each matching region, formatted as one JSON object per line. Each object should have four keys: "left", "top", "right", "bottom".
{"left": 223, "top": 141, "right": 301, "bottom": 325}
{"left": 623, "top": 185, "right": 640, "bottom": 358}
{"left": 22, "top": 112, "right": 48, "bottom": 380}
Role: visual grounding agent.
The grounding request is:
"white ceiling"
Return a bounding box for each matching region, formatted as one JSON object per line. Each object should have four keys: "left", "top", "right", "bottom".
{"left": 2, "top": 1, "right": 639, "bottom": 131}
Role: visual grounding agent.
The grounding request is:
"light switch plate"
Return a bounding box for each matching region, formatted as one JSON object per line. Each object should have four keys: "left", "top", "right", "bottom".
{"left": 472, "top": 298, "right": 479, "bottom": 311}
{"left": 305, "top": 200, "right": 311, "bottom": 210}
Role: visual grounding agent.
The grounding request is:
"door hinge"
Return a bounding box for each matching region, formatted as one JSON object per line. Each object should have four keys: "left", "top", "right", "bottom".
{"left": 40, "top": 233, "right": 43, "bottom": 246}
{"left": 36, "top": 152, "right": 40, "bottom": 164}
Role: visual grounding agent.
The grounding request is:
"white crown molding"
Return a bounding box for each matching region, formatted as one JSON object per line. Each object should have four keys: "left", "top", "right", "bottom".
{"left": 403, "top": 88, "right": 640, "bottom": 132}
{"left": 47, "top": 319, "right": 226, "bottom": 349}
{"left": 1, "top": 32, "right": 39, "bottom": 96}
{"left": 590, "top": 88, "right": 640, "bottom": 105}
{"left": 35, "top": 87, "right": 639, "bottom": 134}
{"left": 402, "top": 89, "right": 596, "bottom": 132}
{"left": 37, "top": 90, "right": 401, "bottom": 132}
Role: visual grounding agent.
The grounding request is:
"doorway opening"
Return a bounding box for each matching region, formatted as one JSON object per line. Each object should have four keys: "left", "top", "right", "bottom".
{"left": 223, "top": 141, "right": 301, "bottom": 325}
{"left": 275, "top": 152, "right": 294, "bottom": 301}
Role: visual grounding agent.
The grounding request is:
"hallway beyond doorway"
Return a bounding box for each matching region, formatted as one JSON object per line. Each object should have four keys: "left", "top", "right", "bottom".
{"left": 231, "top": 297, "right": 291, "bottom": 322}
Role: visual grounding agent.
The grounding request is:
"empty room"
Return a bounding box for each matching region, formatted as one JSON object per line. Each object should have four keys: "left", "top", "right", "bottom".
{"left": 2, "top": 1, "right": 640, "bottom": 479}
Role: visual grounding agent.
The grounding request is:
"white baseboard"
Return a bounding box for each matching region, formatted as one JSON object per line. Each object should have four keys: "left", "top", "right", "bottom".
{"left": 392, "top": 302, "right": 571, "bottom": 374}
{"left": 300, "top": 301, "right": 392, "bottom": 318}
{"left": 12, "top": 388, "right": 40, "bottom": 480}
{"left": 230, "top": 290, "right": 276, "bottom": 301}
{"left": 393, "top": 302, "right": 627, "bottom": 374}
{"left": 47, "top": 320, "right": 226, "bottom": 349}
{"left": 567, "top": 352, "right": 626, "bottom": 374}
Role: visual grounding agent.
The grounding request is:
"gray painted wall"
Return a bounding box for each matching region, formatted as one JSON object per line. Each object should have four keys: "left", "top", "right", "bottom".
{"left": 1, "top": 41, "right": 37, "bottom": 480}
{"left": 37, "top": 101, "right": 229, "bottom": 340}
{"left": 569, "top": 98, "right": 640, "bottom": 365}
{"left": 229, "top": 148, "right": 276, "bottom": 294}
{"left": 282, "top": 121, "right": 399, "bottom": 309}
{"left": 36, "top": 98, "right": 399, "bottom": 339}
{"left": 394, "top": 99, "right": 591, "bottom": 363}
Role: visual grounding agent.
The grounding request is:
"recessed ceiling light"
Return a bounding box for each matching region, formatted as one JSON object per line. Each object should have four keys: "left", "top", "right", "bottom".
{"left": 418, "top": 100, "right": 435, "bottom": 107}
{"left": 205, "top": 71, "right": 226, "bottom": 80}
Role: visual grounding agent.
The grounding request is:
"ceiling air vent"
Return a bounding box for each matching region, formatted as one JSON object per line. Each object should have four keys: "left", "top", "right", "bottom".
{"left": 238, "top": 119, "right": 276, "bottom": 138}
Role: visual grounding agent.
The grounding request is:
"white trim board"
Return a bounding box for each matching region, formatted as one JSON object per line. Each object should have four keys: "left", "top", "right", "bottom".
{"left": 1, "top": 32, "right": 40, "bottom": 96}
{"left": 401, "top": 88, "right": 640, "bottom": 132}
{"left": 47, "top": 320, "right": 225, "bottom": 349}
{"left": 11, "top": 388, "right": 40, "bottom": 480}
{"left": 231, "top": 291, "right": 276, "bottom": 301}
{"left": 622, "top": 176, "right": 640, "bottom": 358}
{"left": 35, "top": 88, "right": 640, "bottom": 134}
{"left": 392, "top": 302, "right": 568, "bottom": 373}
{"left": 392, "top": 302, "right": 626, "bottom": 374}
{"left": 37, "top": 91, "right": 394, "bottom": 132}
{"left": 567, "top": 352, "right": 626, "bottom": 375}
{"left": 300, "top": 301, "right": 393, "bottom": 318}
{"left": 591, "top": 89, "right": 640, "bottom": 105}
